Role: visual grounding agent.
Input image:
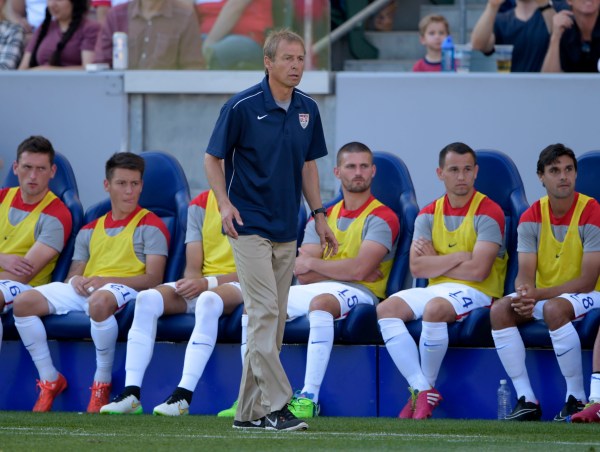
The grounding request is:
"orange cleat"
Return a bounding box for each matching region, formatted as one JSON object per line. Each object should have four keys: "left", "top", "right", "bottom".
{"left": 33, "top": 373, "right": 67, "bottom": 412}
{"left": 87, "top": 382, "right": 112, "bottom": 413}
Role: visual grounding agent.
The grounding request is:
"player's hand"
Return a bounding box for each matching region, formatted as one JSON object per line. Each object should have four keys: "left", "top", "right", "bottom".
{"left": 83, "top": 276, "right": 107, "bottom": 296}
{"left": 553, "top": 10, "right": 574, "bottom": 34}
{"left": 69, "top": 275, "right": 92, "bottom": 296}
{"left": 220, "top": 200, "right": 242, "bottom": 240}
{"left": 294, "top": 248, "right": 312, "bottom": 276}
{"left": 511, "top": 296, "right": 535, "bottom": 318}
{"left": 363, "top": 267, "right": 384, "bottom": 282}
{"left": 314, "top": 216, "right": 338, "bottom": 257}
{"left": 0, "top": 254, "right": 34, "bottom": 276}
{"left": 412, "top": 238, "right": 438, "bottom": 257}
{"left": 175, "top": 277, "right": 204, "bottom": 299}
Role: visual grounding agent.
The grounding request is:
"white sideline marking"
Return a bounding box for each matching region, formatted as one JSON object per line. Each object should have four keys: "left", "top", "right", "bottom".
{"left": 0, "top": 427, "right": 599, "bottom": 446}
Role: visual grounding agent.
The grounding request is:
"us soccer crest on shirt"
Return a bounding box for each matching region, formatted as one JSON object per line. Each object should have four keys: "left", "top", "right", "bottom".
{"left": 299, "top": 114, "right": 309, "bottom": 129}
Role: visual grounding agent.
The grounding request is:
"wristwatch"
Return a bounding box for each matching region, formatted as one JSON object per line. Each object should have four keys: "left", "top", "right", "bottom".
{"left": 311, "top": 207, "right": 327, "bottom": 218}
{"left": 538, "top": 0, "right": 553, "bottom": 12}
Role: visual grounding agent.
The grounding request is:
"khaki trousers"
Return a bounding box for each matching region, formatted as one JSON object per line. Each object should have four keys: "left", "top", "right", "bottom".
{"left": 229, "top": 235, "right": 296, "bottom": 421}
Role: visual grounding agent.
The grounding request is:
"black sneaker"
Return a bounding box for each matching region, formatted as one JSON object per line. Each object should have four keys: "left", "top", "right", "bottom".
{"left": 554, "top": 395, "right": 585, "bottom": 422}
{"left": 504, "top": 396, "right": 542, "bottom": 421}
{"left": 265, "top": 405, "right": 309, "bottom": 431}
{"left": 232, "top": 417, "right": 266, "bottom": 429}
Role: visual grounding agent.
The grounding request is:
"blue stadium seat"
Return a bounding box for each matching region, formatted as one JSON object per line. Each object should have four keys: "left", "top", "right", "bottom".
{"left": 42, "top": 151, "right": 191, "bottom": 341}
{"left": 518, "top": 150, "right": 600, "bottom": 349}
{"left": 575, "top": 150, "right": 600, "bottom": 201}
{"left": 283, "top": 151, "right": 420, "bottom": 345}
{"left": 1, "top": 152, "right": 84, "bottom": 340}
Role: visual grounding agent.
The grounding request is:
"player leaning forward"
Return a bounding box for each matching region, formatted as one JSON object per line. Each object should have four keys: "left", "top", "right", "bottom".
{"left": 491, "top": 143, "right": 600, "bottom": 422}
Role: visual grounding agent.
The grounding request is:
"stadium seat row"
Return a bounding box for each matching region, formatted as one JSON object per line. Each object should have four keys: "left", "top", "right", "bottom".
{"left": 2, "top": 149, "right": 600, "bottom": 349}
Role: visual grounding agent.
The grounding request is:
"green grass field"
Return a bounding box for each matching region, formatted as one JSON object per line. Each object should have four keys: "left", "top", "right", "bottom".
{"left": 0, "top": 412, "right": 599, "bottom": 451}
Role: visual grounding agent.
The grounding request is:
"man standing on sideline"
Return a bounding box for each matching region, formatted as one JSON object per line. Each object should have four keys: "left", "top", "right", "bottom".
{"left": 217, "top": 142, "right": 399, "bottom": 419}
{"left": 491, "top": 144, "right": 600, "bottom": 421}
{"left": 204, "top": 28, "right": 337, "bottom": 432}
{"left": 377, "top": 142, "right": 507, "bottom": 420}
{"left": 0, "top": 136, "right": 72, "bottom": 353}
{"left": 14, "top": 152, "right": 169, "bottom": 413}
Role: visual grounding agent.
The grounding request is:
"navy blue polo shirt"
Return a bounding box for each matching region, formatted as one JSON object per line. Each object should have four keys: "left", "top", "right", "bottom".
{"left": 206, "top": 76, "right": 328, "bottom": 242}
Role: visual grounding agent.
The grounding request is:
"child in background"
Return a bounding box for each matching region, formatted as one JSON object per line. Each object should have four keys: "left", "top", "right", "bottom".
{"left": 412, "top": 14, "right": 450, "bottom": 72}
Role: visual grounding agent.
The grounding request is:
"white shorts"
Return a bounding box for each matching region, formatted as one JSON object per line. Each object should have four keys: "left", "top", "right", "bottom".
{"left": 528, "top": 291, "right": 600, "bottom": 320}
{"left": 286, "top": 282, "right": 375, "bottom": 321}
{"left": 161, "top": 281, "right": 242, "bottom": 314}
{"left": 0, "top": 280, "right": 32, "bottom": 313}
{"left": 389, "top": 282, "right": 493, "bottom": 321}
{"left": 36, "top": 281, "right": 138, "bottom": 316}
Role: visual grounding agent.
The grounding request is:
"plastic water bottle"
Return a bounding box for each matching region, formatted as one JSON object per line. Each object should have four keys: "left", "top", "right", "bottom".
{"left": 497, "top": 379, "right": 511, "bottom": 419}
{"left": 441, "top": 35, "right": 455, "bottom": 72}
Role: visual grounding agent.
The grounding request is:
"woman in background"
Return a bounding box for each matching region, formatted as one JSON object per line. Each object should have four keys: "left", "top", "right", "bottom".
{"left": 18, "top": 0, "right": 98, "bottom": 69}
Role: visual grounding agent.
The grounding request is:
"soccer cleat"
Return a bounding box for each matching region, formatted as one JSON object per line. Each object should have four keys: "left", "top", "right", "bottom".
{"left": 504, "top": 396, "right": 542, "bottom": 421}
{"left": 265, "top": 405, "right": 308, "bottom": 431}
{"left": 553, "top": 395, "right": 584, "bottom": 421}
{"left": 413, "top": 388, "right": 442, "bottom": 420}
{"left": 398, "top": 387, "right": 418, "bottom": 419}
{"left": 99, "top": 393, "right": 143, "bottom": 415}
{"left": 87, "top": 381, "right": 112, "bottom": 413}
{"left": 217, "top": 400, "right": 238, "bottom": 417}
{"left": 569, "top": 402, "right": 600, "bottom": 423}
{"left": 153, "top": 394, "right": 190, "bottom": 416}
{"left": 288, "top": 393, "right": 320, "bottom": 418}
{"left": 232, "top": 417, "right": 266, "bottom": 429}
{"left": 32, "top": 373, "right": 67, "bottom": 412}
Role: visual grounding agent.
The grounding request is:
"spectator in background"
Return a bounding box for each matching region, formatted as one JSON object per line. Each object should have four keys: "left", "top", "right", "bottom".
{"left": 93, "top": 0, "right": 203, "bottom": 69}
{"left": 0, "top": 0, "right": 25, "bottom": 68}
{"left": 196, "top": 0, "right": 272, "bottom": 70}
{"left": 18, "top": 0, "right": 99, "bottom": 69}
{"left": 471, "top": 0, "right": 559, "bottom": 72}
{"left": 541, "top": 0, "right": 600, "bottom": 72}
{"left": 413, "top": 14, "right": 450, "bottom": 72}
{"left": 371, "top": 0, "right": 397, "bottom": 31}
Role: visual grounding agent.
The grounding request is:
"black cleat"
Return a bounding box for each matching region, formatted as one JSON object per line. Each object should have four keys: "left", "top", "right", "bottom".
{"left": 504, "top": 396, "right": 542, "bottom": 421}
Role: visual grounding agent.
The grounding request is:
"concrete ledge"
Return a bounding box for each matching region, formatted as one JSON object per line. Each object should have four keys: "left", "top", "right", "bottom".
{"left": 123, "top": 70, "right": 333, "bottom": 95}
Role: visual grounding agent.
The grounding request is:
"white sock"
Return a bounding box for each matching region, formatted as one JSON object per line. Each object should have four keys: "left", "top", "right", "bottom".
{"left": 240, "top": 314, "right": 248, "bottom": 366}
{"left": 178, "top": 291, "right": 223, "bottom": 391}
{"left": 590, "top": 373, "right": 600, "bottom": 403}
{"left": 492, "top": 327, "right": 537, "bottom": 403}
{"left": 125, "top": 289, "right": 164, "bottom": 387}
{"left": 379, "top": 318, "right": 429, "bottom": 391}
{"left": 90, "top": 316, "right": 118, "bottom": 384}
{"left": 15, "top": 315, "right": 58, "bottom": 382}
{"left": 301, "top": 310, "right": 334, "bottom": 403}
{"left": 419, "top": 321, "right": 449, "bottom": 388}
{"left": 550, "top": 322, "right": 586, "bottom": 402}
